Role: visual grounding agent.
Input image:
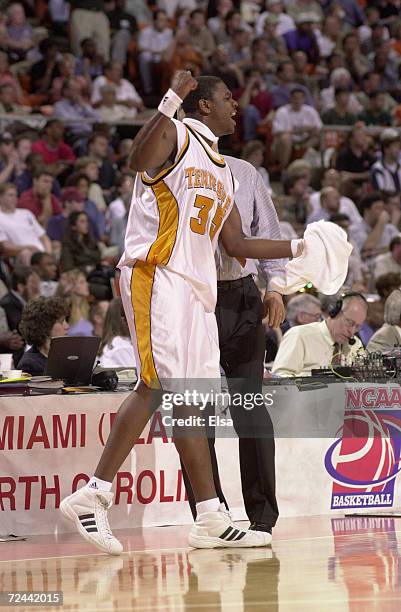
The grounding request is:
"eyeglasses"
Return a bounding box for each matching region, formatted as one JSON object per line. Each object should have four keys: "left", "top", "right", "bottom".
{"left": 341, "top": 312, "right": 362, "bottom": 333}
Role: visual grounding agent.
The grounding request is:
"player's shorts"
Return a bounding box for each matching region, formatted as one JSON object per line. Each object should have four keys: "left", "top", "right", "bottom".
{"left": 119, "top": 263, "right": 221, "bottom": 394}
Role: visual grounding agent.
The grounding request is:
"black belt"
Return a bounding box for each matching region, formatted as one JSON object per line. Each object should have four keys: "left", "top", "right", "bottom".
{"left": 217, "top": 274, "right": 253, "bottom": 291}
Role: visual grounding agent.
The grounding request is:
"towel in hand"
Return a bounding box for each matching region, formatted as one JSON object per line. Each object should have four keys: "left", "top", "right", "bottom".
{"left": 269, "top": 220, "right": 353, "bottom": 295}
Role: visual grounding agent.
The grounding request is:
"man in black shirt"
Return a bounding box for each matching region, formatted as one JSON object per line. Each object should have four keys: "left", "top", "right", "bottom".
{"left": 335, "top": 124, "right": 375, "bottom": 198}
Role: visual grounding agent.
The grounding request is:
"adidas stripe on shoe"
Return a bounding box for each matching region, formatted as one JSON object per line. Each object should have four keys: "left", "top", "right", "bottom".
{"left": 188, "top": 507, "right": 271, "bottom": 549}
{"left": 60, "top": 487, "right": 123, "bottom": 555}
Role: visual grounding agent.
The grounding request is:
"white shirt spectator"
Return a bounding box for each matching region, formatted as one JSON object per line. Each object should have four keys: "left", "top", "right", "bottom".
{"left": 320, "top": 86, "right": 363, "bottom": 114}
{"left": 0, "top": 209, "right": 45, "bottom": 252}
{"left": 272, "top": 320, "right": 363, "bottom": 376}
{"left": 108, "top": 196, "right": 126, "bottom": 220}
{"left": 256, "top": 11, "right": 295, "bottom": 37}
{"left": 374, "top": 252, "right": 401, "bottom": 279}
{"left": 91, "top": 76, "right": 142, "bottom": 115}
{"left": 315, "top": 30, "right": 336, "bottom": 58}
{"left": 99, "top": 336, "right": 136, "bottom": 368}
{"left": 309, "top": 191, "right": 363, "bottom": 228}
{"left": 272, "top": 103, "right": 322, "bottom": 142}
{"left": 157, "top": 0, "right": 196, "bottom": 19}
{"left": 138, "top": 24, "right": 173, "bottom": 58}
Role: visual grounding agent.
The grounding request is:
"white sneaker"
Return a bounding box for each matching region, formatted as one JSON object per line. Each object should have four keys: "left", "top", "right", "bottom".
{"left": 188, "top": 506, "right": 271, "bottom": 549}
{"left": 60, "top": 487, "right": 123, "bottom": 555}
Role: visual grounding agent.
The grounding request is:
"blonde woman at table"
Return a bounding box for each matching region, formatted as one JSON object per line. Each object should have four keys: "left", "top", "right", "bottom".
{"left": 98, "top": 298, "right": 136, "bottom": 368}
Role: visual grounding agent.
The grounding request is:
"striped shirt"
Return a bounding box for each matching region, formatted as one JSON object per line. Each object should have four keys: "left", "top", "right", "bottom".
{"left": 216, "top": 156, "right": 287, "bottom": 288}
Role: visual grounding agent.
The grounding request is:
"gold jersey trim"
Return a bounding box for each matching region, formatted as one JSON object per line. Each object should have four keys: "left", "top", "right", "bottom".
{"left": 146, "top": 180, "right": 179, "bottom": 265}
{"left": 130, "top": 262, "right": 161, "bottom": 389}
{"left": 141, "top": 129, "right": 190, "bottom": 186}
{"left": 185, "top": 126, "right": 226, "bottom": 168}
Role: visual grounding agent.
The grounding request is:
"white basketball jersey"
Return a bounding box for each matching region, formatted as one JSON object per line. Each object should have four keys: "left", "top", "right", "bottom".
{"left": 118, "top": 119, "right": 235, "bottom": 312}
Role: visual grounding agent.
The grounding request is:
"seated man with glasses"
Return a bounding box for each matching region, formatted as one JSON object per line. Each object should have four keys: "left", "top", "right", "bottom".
{"left": 272, "top": 293, "right": 367, "bottom": 376}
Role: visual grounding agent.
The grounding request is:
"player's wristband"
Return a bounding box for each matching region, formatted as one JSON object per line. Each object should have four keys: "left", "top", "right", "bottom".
{"left": 290, "top": 239, "right": 303, "bottom": 258}
{"left": 158, "top": 88, "right": 183, "bottom": 118}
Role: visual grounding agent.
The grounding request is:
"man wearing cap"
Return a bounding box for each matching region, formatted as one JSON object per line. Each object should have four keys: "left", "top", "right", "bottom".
{"left": 371, "top": 129, "right": 401, "bottom": 194}
{"left": 283, "top": 13, "right": 320, "bottom": 65}
{"left": 256, "top": 0, "right": 295, "bottom": 37}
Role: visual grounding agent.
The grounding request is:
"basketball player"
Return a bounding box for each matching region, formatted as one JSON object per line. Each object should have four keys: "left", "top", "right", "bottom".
{"left": 60, "top": 71, "right": 302, "bottom": 555}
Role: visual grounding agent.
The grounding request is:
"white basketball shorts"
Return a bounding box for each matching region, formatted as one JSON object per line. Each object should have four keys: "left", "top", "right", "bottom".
{"left": 119, "top": 263, "right": 221, "bottom": 393}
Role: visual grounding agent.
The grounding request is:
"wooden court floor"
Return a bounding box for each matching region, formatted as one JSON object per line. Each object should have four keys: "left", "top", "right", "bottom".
{"left": 1, "top": 515, "right": 401, "bottom": 611}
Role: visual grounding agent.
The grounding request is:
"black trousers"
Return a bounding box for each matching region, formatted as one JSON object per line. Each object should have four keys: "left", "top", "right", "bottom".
{"left": 181, "top": 275, "right": 279, "bottom": 527}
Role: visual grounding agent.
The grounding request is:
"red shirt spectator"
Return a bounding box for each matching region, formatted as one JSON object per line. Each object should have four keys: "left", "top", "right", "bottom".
{"left": 31, "top": 119, "right": 76, "bottom": 171}
{"left": 18, "top": 169, "right": 62, "bottom": 227}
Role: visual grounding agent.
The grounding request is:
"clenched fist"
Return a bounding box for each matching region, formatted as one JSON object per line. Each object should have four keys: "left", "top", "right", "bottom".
{"left": 171, "top": 71, "right": 198, "bottom": 101}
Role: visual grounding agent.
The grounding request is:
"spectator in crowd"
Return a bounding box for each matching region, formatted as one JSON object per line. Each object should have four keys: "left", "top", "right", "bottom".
{"left": 74, "top": 157, "right": 106, "bottom": 212}
{"left": 285, "top": 293, "right": 322, "bottom": 327}
{"left": 137, "top": 10, "right": 173, "bottom": 95}
{"left": 0, "top": 183, "right": 51, "bottom": 265}
{"left": 367, "top": 289, "right": 401, "bottom": 353}
{"left": 56, "top": 268, "right": 92, "bottom": 336}
{"left": 278, "top": 172, "right": 311, "bottom": 234}
{"left": 256, "top": 0, "right": 295, "bottom": 37}
{"left": 0, "top": 83, "right": 25, "bottom": 114}
{"left": 29, "top": 38, "right": 60, "bottom": 97}
{"left": 357, "top": 70, "right": 396, "bottom": 113}
{"left": 208, "top": 45, "right": 242, "bottom": 90}
{"left": 315, "top": 14, "right": 341, "bottom": 59}
{"left": 75, "top": 38, "right": 104, "bottom": 80}
{"left": 286, "top": 0, "right": 323, "bottom": 23}
{"left": 352, "top": 192, "right": 399, "bottom": 261}
{"left": 108, "top": 173, "right": 134, "bottom": 221}
{"left": 49, "top": 0, "right": 71, "bottom": 37}
{"left": 87, "top": 132, "right": 116, "bottom": 194}
{"left": 51, "top": 53, "right": 90, "bottom": 103}
{"left": 342, "top": 31, "right": 369, "bottom": 84}
{"left": 4, "top": 2, "right": 34, "bottom": 62}
{"left": 371, "top": 129, "right": 401, "bottom": 193}
{"left": 187, "top": 8, "right": 216, "bottom": 65}
{"left": 224, "top": 27, "right": 251, "bottom": 68}
{"left": 362, "top": 273, "right": 401, "bottom": 345}
{"left": 335, "top": 124, "right": 375, "bottom": 198}
{"left": 0, "top": 131, "right": 19, "bottom": 185}
{"left": 214, "top": 10, "right": 251, "bottom": 46}
{"left": 96, "top": 84, "right": 128, "bottom": 123}
{"left": 241, "top": 140, "right": 272, "bottom": 194}
{"left": 270, "top": 59, "right": 314, "bottom": 109}
{"left": 335, "top": 0, "right": 365, "bottom": 28}
{"left": 307, "top": 186, "right": 341, "bottom": 223}
{"left": 89, "top": 300, "right": 109, "bottom": 338}
{"left": 321, "top": 88, "right": 357, "bottom": 126}
{"left": 164, "top": 29, "right": 204, "bottom": 78}
{"left": 60, "top": 211, "right": 101, "bottom": 273}
{"left": 283, "top": 12, "right": 320, "bottom": 65}
{"left": 65, "top": 173, "right": 106, "bottom": 241}
{"left": 272, "top": 294, "right": 367, "bottom": 376}
{"left": 309, "top": 168, "right": 362, "bottom": 229}
{"left": 207, "top": 0, "right": 234, "bottom": 35}
{"left": 374, "top": 237, "right": 401, "bottom": 280}
{"left": 98, "top": 297, "right": 136, "bottom": 367}
{"left": 53, "top": 79, "right": 100, "bottom": 145}
{"left": 69, "top": 0, "right": 110, "bottom": 59}
{"left": 47, "top": 186, "right": 94, "bottom": 256}
{"left": 235, "top": 68, "right": 273, "bottom": 141}
{"left": 18, "top": 169, "right": 61, "bottom": 227}
{"left": 30, "top": 251, "right": 58, "bottom": 297}
{"left": 31, "top": 119, "right": 76, "bottom": 176}
{"left": 106, "top": 0, "right": 138, "bottom": 66}
{"left": 0, "top": 51, "right": 23, "bottom": 103}
{"left": 382, "top": 191, "right": 401, "bottom": 229}
{"left": 0, "top": 265, "right": 40, "bottom": 335}
{"left": 272, "top": 87, "right": 322, "bottom": 170}
{"left": 18, "top": 296, "right": 69, "bottom": 375}
{"left": 358, "top": 91, "right": 393, "bottom": 127}
{"left": 91, "top": 60, "right": 144, "bottom": 115}
{"left": 320, "top": 68, "right": 362, "bottom": 114}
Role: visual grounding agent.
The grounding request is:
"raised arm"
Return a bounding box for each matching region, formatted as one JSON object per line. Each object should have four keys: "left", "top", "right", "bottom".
{"left": 128, "top": 71, "right": 197, "bottom": 173}
{"left": 220, "top": 203, "right": 298, "bottom": 260}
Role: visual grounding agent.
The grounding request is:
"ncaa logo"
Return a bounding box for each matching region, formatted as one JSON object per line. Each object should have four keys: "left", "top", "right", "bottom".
{"left": 324, "top": 387, "right": 401, "bottom": 510}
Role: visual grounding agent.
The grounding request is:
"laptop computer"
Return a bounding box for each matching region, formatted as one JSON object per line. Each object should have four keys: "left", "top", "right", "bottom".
{"left": 45, "top": 336, "right": 101, "bottom": 385}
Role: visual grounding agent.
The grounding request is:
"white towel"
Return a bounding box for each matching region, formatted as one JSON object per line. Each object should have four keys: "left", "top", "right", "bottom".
{"left": 270, "top": 220, "right": 353, "bottom": 295}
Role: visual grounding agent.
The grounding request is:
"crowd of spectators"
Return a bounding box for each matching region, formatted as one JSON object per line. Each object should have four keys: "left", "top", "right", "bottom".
{"left": 1, "top": 0, "right": 401, "bottom": 372}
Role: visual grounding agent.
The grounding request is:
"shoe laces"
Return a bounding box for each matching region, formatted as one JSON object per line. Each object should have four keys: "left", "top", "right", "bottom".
{"left": 96, "top": 495, "right": 115, "bottom": 540}
{"left": 218, "top": 505, "right": 234, "bottom": 523}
